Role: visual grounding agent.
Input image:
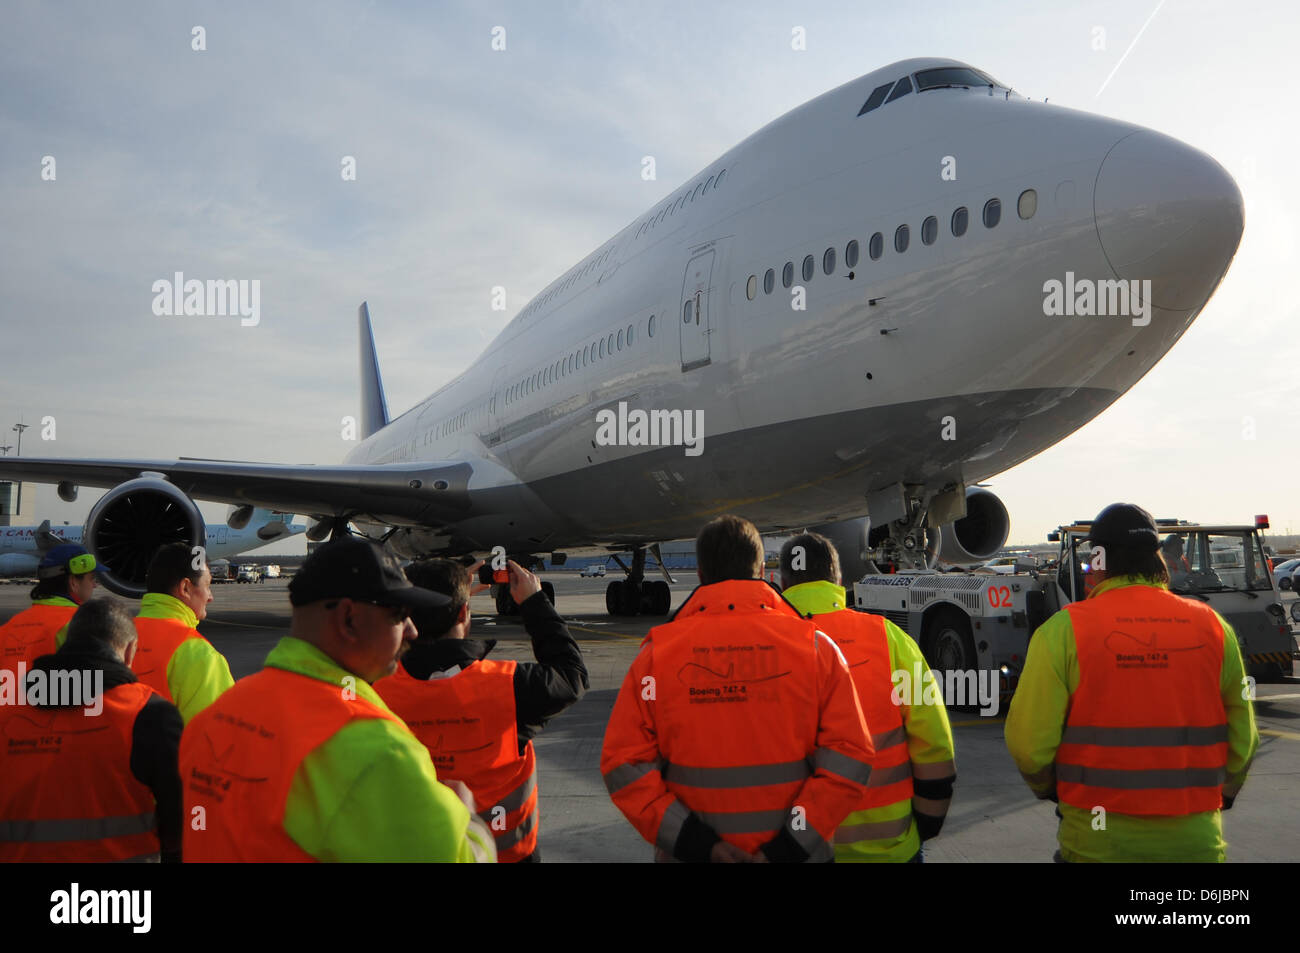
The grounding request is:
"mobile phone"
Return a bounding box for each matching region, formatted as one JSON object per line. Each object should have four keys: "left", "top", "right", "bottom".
{"left": 478, "top": 564, "right": 510, "bottom": 585}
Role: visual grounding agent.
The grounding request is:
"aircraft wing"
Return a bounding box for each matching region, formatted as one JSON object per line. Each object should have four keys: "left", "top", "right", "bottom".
{"left": 0, "top": 456, "right": 475, "bottom": 526}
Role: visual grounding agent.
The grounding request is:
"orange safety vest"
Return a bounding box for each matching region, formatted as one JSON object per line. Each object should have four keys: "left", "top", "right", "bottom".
{"left": 0, "top": 682, "right": 160, "bottom": 862}
{"left": 1057, "top": 585, "right": 1229, "bottom": 816}
{"left": 132, "top": 616, "right": 209, "bottom": 702}
{"left": 814, "top": 609, "right": 914, "bottom": 837}
{"left": 179, "top": 666, "right": 405, "bottom": 862}
{"left": 0, "top": 603, "right": 77, "bottom": 676}
{"left": 648, "top": 581, "right": 829, "bottom": 857}
{"left": 375, "top": 658, "right": 539, "bottom": 862}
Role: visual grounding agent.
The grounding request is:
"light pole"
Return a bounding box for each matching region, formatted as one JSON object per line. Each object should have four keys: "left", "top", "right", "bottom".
{"left": 11, "top": 422, "right": 28, "bottom": 515}
{"left": 0, "top": 446, "right": 10, "bottom": 456}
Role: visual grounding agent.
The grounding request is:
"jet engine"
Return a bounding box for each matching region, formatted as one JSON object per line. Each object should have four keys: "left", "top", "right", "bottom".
{"left": 936, "top": 487, "right": 1010, "bottom": 566}
{"left": 84, "top": 476, "right": 206, "bottom": 598}
{"left": 807, "top": 516, "right": 876, "bottom": 582}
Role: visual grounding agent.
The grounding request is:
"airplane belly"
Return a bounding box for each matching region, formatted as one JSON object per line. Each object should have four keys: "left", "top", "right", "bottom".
{"left": 522, "top": 383, "right": 1116, "bottom": 545}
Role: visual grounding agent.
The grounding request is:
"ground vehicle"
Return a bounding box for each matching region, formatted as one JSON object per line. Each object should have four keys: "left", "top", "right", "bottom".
{"left": 980, "top": 554, "right": 1038, "bottom": 575}
{"left": 236, "top": 564, "right": 261, "bottom": 583}
{"left": 854, "top": 519, "right": 1294, "bottom": 699}
{"left": 262, "top": 564, "right": 281, "bottom": 579}
{"left": 1271, "top": 558, "right": 1300, "bottom": 590}
{"left": 579, "top": 564, "right": 606, "bottom": 577}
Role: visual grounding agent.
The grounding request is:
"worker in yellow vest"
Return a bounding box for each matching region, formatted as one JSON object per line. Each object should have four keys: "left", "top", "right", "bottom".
{"left": 779, "top": 532, "right": 956, "bottom": 862}
{"left": 1006, "top": 503, "right": 1259, "bottom": 862}
{"left": 181, "top": 537, "right": 494, "bottom": 862}
{"left": 0, "top": 543, "right": 102, "bottom": 679}
{"left": 133, "top": 542, "right": 234, "bottom": 723}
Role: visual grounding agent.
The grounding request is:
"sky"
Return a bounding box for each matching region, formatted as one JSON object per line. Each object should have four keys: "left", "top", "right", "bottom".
{"left": 1, "top": 0, "right": 1298, "bottom": 555}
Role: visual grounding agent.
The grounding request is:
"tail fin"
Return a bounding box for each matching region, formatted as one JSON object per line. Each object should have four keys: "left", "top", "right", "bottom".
{"left": 358, "top": 302, "right": 391, "bottom": 440}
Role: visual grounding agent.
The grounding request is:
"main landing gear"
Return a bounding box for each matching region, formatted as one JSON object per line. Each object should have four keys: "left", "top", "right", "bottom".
{"left": 605, "top": 545, "right": 672, "bottom": 617}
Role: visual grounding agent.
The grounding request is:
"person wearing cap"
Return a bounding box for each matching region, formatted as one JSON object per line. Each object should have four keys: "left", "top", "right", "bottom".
{"left": 1005, "top": 503, "right": 1259, "bottom": 862}
{"left": 179, "top": 537, "right": 496, "bottom": 862}
{"left": 132, "top": 542, "right": 234, "bottom": 724}
{"left": 374, "top": 557, "right": 588, "bottom": 862}
{"left": 0, "top": 542, "right": 103, "bottom": 680}
{"left": 0, "top": 599, "right": 184, "bottom": 862}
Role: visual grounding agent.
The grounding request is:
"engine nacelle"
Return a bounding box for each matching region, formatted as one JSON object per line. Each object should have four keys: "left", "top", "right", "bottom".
{"left": 936, "top": 487, "right": 1010, "bottom": 566}
{"left": 807, "top": 516, "right": 874, "bottom": 583}
{"left": 84, "top": 477, "right": 206, "bottom": 599}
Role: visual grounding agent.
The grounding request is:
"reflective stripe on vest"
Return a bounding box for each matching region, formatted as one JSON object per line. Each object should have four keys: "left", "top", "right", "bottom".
{"left": 1057, "top": 586, "right": 1229, "bottom": 816}
{"left": 810, "top": 609, "right": 919, "bottom": 859}
{"left": 0, "top": 603, "right": 77, "bottom": 677}
{"left": 640, "top": 580, "right": 841, "bottom": 860}
{"left": 0, "top": 682, "right": 161, "bottom": 862}
{"left": 180, "top": 666, "right": 405, "bottom": 862}
{"left": 375, "top": 657, "right": 539, "bottom": 862}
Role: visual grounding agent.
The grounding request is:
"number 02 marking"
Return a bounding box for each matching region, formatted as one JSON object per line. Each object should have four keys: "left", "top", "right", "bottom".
{"left": 986, "top": 585, "right": 1011, "bottom": 608}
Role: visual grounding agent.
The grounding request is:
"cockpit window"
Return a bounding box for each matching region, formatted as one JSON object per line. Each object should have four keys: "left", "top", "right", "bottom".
{"left": 915, "top": 67, "right": 995, "bottom": 91}
{"left": 857, "top": 82, "right": 893, "bottom": 116}
{"left": 885, "top": 75, "right": 913, "bottom": 103}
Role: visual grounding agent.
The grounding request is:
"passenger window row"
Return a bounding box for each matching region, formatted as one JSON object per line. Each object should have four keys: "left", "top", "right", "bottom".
{"left": 424, "top": 398, "right": 492, "bottom": 446}
{"left": 518, "top": 244, "right": 618, "bottom": 325}
{"left": 744, "top": 190, "right": 1036, "bottom": 301}
{"left": 635, "top": 168, "right": 728, "bottom": 243}
{"left": 503, "top": 313, "right": 658, "bottom": 408}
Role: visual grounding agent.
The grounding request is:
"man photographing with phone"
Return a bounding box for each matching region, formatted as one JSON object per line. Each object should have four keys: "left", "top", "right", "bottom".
{"left": 375, "top": 557, "right": 588, "bottom": 862}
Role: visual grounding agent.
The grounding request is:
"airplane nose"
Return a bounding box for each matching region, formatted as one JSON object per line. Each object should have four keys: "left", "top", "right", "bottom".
{"left": 1094, "top": 130, "right": 1244, "bottom": 312}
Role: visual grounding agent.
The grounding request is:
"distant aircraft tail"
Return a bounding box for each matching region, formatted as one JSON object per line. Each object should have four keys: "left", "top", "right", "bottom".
{"left": 358, "top": 302, "right": 391, "bottom": 440}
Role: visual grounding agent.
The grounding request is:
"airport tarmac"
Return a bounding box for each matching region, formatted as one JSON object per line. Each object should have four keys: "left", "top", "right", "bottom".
{"left": 3, "top": 575, "right": 1297, "bottom": 863}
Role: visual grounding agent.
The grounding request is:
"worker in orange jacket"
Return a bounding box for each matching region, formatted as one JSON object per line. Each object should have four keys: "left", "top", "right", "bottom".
{"left": 1, "top": 599, "right": 183, "bottom": 862}
{"left": 0, "top": 543, "right": 102, "bottom": 679}
{"left": 601, "top": 514, "right": 875, "bottom": 862}
{"left": 375, "top": 557, "right": 587, "bottom": 862}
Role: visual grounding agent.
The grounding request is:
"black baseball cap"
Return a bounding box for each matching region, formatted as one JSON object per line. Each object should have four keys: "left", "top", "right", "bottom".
{"left": 289, "top": 537, "right": 450, "bottom": 610}
{"left": 1084, "top": 503, "right": 1159, "bottom": 550}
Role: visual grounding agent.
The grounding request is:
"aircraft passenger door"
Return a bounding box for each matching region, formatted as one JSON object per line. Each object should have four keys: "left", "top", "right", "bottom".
{"left": 679, "top": 250, "right": 714, "bottom": 371}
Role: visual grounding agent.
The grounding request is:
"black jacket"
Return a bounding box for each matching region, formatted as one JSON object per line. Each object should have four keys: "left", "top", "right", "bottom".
{"left": 398, "top": 591, "right": 588, "bottom": 750}
{"left": 30, "top": 638, "right": 184, "bottom": 862}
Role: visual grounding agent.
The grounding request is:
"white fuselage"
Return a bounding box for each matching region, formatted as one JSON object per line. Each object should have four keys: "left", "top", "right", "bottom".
{"left": 346, "top": 57, "right": 1241, "bottom": 554}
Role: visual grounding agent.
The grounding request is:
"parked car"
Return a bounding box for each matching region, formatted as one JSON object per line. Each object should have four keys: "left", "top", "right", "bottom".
{"left": 1272, "top": 558, "right": 1300, "bottom": 590}
{"left": 579, "top": 563, "right": 607, "bottom": 577}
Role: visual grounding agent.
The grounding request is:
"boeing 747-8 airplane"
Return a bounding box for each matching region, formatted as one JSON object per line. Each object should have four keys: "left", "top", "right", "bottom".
{"left": 0, "top": 58, "right": 1244, "bottom": 616}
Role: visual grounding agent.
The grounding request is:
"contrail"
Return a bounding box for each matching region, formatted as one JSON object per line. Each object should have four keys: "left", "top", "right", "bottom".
{"left": 1096, "top": 0, "right": 1167, "bottom": 98}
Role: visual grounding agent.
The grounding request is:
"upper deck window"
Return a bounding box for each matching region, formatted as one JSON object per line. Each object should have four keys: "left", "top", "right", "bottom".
{"left": 915, "top": 67, "right": 995, "bottom": 92}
